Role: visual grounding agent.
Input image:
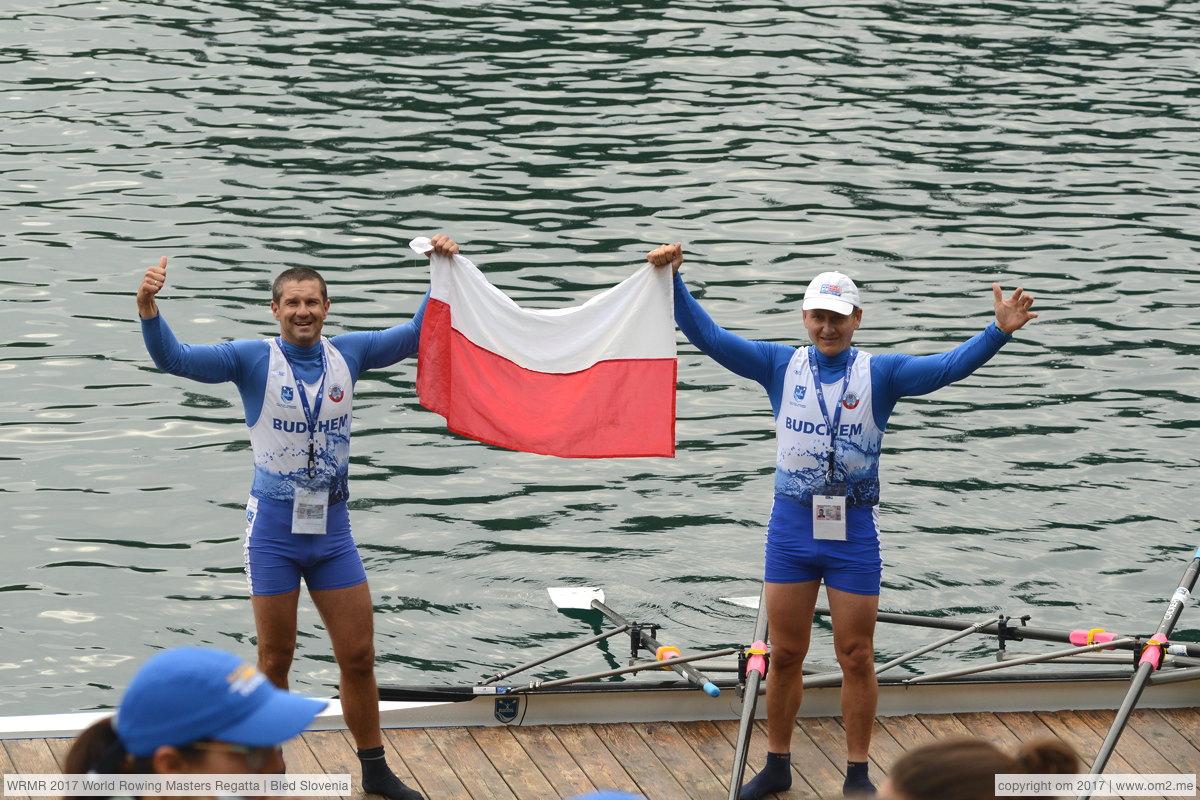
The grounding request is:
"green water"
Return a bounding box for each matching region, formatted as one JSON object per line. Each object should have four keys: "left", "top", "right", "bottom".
{"left": 2, "top": 0, "right": 1198, "bottom": 716}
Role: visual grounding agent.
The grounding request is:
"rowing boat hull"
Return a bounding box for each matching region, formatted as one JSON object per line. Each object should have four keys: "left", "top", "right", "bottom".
{"left": 3, "top": 671, "right": 1195, "bottom": 741}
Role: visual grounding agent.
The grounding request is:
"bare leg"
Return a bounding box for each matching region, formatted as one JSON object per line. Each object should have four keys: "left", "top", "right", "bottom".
{"left": 252, "top": 589, "right": 301, "bottom": 690}
{"left": 741, "top": 580, "right": 821, "bottom": 799}
{"left": 764, "top": 579, "right": 822, "bottom": 753}
{"left": 826, "top": 586, "right": 879, "bottom": 763}
{"left": 310, "top": 582, "right": 422, "bottom": 800}
{"left": 310, "top": 581, "right": 380, "bottom": 749}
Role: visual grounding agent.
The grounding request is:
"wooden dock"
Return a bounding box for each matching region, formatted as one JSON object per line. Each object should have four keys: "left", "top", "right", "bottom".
{"left": 3, "top": 707, "right": 1197, "bottom": 799}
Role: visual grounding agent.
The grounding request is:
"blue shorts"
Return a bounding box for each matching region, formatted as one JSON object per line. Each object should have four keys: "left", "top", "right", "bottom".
{"left": 243, "top": 495, "right": 366, "bottom": 596}
{"left": 764, "top": 494, "right": 882, "bottom": 596}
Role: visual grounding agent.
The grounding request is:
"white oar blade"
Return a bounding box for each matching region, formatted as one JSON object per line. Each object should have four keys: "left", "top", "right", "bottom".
{"left": 547, "top": 586, "right": 605, "bottom": 610}
{"left": 719, "top": 595, "right": 761, "bottom": 610}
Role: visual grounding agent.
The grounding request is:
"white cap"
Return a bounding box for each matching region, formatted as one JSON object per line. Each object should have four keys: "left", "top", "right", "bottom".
{"left": 802, "top": 272, "right": 860, "bottom": 315}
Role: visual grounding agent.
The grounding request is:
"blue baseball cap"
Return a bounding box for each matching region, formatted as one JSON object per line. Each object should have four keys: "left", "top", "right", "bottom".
{"left": 114, "top": 647, "right": 327, "bottom": 758}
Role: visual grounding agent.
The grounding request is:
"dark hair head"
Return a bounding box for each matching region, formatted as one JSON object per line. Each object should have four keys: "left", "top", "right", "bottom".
{"left": 1016, "top": 738, "right": 1080, "bottom": 777}
{"left": 62, "top": 717, "right": 149, "bottom": 799}
{"left": 888, "top": 737, "right": 1079, "bottom": 800}
{"left": 272, "top": 267, "right": 327, "bottom": 304}
{"left": 63, "top": 717, "right": 211, "bottom": 800}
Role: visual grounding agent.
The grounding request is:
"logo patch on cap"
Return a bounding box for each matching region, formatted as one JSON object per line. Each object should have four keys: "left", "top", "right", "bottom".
{"left": 820, "top": 284, "right": 843, "bottom": 297}
{"left": 227, "top": 663, "right": 267, "bottom": 697}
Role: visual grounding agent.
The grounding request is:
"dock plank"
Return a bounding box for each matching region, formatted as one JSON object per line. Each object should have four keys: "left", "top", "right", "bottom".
{"left": 1149, "top": 707, "right": 1200, "bottom": 759}
{"left": 0, "top": 739, "right": 30, "bottom": 800}
{"left": 1033, "top": 710, "right": 1138, "bottom": 774}
{"left": 632, "top": 721, "right": 726, "bottom": 800}
{"left": 913, "top": 711, "right": 973, "bottom": 740}
{"left": 302, "top": 731, "right": 363, "bottom": 797}
{"left": 995, "top": 709, "right": 1060, "bottom": 744}
{"left": 712, "top": 717, "right": 824, "bottom": 799}
{"left": 673, "top": 720, "right": 745, "bottom": 798}
{"left": 44, "top": 738, "right": 71, "bottom": 770}
{"left": 954, "top": 711, "right": 1026, "bottom": 749}
{"left": 468, "top": 726, "right": 559, "bottom": 800}
{"left": 550, "top": 724, "right": 641, "bottom": 797}
{"left": 507, "top": 725, "right": 598, "bottom": 799}
{"left": 796, "top": 716, "right": 848, "bottom": 771}
{"left": 386, "top": 728, "right": 469, "bottom": 800}
{"left": 592, "top": 722, "right": 689, "bottom": 800}
{"left": 863, "top": 718, "right": 909, "bottom": 776}
{"left": 3, "top": 739, "right": 61, "bottom": 776}
{"left": 1074, "top": 708, "right": 1178, "bottom": 775}
{"left": 282, "top": 734, "right": 329, "bottom": 782}
{"left": 743, "top": 718, "right": 839, "bottom": 799}
{"left": 377, "top": 729, "right": 423, "bottom": 794}
{"left": 801, "top": 717, "right": 877, "bottom": 797}
{"left": 876, "top": 715, "right": 938, "bottom": 752}
{"left": 10, "top": 705, "right": 1199, "bottom": 800}
{"left": 427, "top": 726, "right": 516, "bottom": 800}
{"left": 1130, "top": 709, "right": 1200, "bottom": 775}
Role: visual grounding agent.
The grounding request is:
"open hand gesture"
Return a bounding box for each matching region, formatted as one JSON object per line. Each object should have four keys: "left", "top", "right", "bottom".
{"left": 993, "top": 284, "right": 1037, "bottom": 334}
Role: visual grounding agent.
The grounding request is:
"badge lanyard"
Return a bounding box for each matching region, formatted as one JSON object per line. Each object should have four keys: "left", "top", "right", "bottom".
{"left": 278, "top": 339, "right": 327, "bottom": 482}
{"left": 807, "top": 347, "right": 857, "bottom": 486}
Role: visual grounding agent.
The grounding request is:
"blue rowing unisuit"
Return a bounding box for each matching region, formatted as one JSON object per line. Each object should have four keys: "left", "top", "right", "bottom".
{"left": 672, "top": 272, "right": 1013, "bottom": 593}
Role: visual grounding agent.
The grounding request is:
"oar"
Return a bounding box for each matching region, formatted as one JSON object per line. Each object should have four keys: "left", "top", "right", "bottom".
{"left": 807, "top": 606, "right": 1200, "bottom": 657}
{"left": 479, "top": 624, "right": 632, "bottom": 685}
{"left": 548, "top": 587, "right": 721, "bottom": 697}
{"left": 512, "top": 647, "right": 739, "bottom": 692}
{"left": 1080, "top": 545, "right": 1200, "bottom": 796}
{"left": 727, "top": 584, "right": 769, "bottom": 800}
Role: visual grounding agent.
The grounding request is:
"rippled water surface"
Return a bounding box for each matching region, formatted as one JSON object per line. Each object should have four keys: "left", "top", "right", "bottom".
{"left": 3, "top": 0, "right": 1198, "bottom": 715}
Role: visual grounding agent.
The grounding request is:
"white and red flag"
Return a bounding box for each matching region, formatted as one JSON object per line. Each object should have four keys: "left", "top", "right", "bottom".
{"left": 410, "top": 237, "right": 676, "bottom": 458}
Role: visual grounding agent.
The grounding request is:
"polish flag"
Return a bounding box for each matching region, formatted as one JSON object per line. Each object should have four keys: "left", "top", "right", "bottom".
{"left": 410, "top": 238, "right": 676, "bottom": 458}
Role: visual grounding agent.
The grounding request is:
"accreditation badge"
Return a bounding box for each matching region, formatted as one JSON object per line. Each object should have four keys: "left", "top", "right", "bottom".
{"left": 292, "top": 486, "right": 329, "bottom": 535}
{"left": 812, "top": 486, "right": 847, "bottom": 541}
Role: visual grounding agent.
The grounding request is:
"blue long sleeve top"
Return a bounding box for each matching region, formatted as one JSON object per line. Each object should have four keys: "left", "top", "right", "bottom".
{"left": 672, "top": 273, "right": 1011, "bottom": 435}
{"left": 140, "top": 293, "right": 428, "bottom": 428}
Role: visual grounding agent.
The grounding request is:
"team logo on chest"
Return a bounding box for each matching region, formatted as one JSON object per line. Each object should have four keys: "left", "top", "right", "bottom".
{"left": 793, "top": 385, "right": 807, "bottom": 402}
{"left": 842, "top": 391, "right": 860, "bottom": 410}
{"left": 281, "top": 386, "right": 294, "bottom": 402}
{"left": 329, "top": 384, "right": 345, "bottom": 403}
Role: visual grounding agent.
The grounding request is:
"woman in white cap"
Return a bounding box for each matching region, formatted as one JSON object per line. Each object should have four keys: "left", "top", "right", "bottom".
{"left": 63, "top": 646, "right": 328, "bottom": 799}
{"left": 647, "top": 243, "right": 1036, "bottom": 798}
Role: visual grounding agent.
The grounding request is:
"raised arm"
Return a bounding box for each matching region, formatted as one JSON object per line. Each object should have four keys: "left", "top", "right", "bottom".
{"left": 136, "top": 256, "right": 250, "bottom": 384}
{"left": 137, "top": 256, "right": 168, "bottom": 319}
{"left": 333, "top": 234, "right": 457, "bottom": 375}
{"left": 333, "top": 291, "right": 430, "bottom": 375}
{"left": 648, "top": 243, "right": 787, "bottom": 390}
{"left": 872, "top": 283, "right": 1037, "bottom": 413}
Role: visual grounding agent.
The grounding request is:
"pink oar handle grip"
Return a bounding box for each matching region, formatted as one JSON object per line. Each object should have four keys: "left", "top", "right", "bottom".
{"left": 1138, "top": 634, "right": 1168, "bottom": 670}
{"left": 746, "top": 640, "right": 769, "bottom": 677}
{"left": 1069, "top": 628, "right": 1119, "bottom": 648}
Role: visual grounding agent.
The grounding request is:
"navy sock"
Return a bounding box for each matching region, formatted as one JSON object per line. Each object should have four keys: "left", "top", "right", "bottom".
{"left": 843, "top": 760, "right": 876, "bottom": 796}
{"left": 740, "top": 751, "right": 792, "bottom": 800}
{"left": 358, "top": 746, "right": 423, "bottom": 800}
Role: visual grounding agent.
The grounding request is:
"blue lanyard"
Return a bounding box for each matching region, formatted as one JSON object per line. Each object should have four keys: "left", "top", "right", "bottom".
{"left": 278, "top": 339, "right": 326, "bottom": 479}
{"left": 807, "top": 347, "right": 857, "bottom": 484}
